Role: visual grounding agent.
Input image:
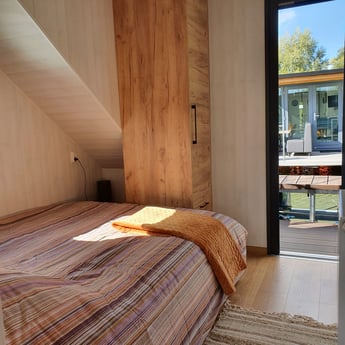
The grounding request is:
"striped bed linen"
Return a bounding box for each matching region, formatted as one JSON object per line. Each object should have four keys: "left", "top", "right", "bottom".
{"left": 0, "top": 201, "right": 247, "bottom": 345}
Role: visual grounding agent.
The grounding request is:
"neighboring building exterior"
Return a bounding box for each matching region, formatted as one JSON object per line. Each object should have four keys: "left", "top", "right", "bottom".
{"left": 279, "top": 69, "right": 344, "bottom": 152}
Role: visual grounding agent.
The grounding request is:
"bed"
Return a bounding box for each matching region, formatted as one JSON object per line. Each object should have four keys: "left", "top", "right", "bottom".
{"left": 0, "top": 201, "right": 247, "bottom": 345}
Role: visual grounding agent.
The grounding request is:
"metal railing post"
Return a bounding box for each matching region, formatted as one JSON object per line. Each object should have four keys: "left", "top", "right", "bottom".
{"left": 309, "top": 191, "right": 316, "bottom": 222}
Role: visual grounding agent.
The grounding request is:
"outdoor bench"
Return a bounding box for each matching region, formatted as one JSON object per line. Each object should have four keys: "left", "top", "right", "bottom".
{"left": 279, "top": 174, "right": 342, "bottom": 222}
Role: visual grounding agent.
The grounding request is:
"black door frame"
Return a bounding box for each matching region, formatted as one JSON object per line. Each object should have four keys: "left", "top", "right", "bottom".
{"left": 265, "top": 0, "right": 344, "bottom": 254}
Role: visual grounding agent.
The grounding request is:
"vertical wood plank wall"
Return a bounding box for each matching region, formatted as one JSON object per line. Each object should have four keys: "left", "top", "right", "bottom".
{"left": 18, "top": 0, "right": 121, "bottom": 125}
{"left": 208, "top": 0, "right": 266, "bottom": 247}
{"left": 113, "top": 0, "right": 194, "bottom": 207}
{"left": 0, "top": 71, "right": 102, "bottom": 217}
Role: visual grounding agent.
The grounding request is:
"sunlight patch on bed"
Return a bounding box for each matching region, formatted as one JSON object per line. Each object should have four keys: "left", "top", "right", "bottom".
{"left": 72, "top": 221, "right": 139, "bottom": 242}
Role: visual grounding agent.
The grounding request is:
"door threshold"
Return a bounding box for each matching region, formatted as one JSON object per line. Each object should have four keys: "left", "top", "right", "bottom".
{"left": 280, "top": 250, "right": 339, "bottom": 262}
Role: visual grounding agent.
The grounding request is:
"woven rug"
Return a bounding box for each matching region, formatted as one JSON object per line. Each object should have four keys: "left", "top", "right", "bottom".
{"left": 204, "top": 300, "right": 337, "bottom": 345}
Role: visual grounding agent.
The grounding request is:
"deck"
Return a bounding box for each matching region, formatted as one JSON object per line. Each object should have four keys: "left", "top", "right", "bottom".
{"left": 278, "top": 151, "right": 341, "bottom": 258}
{"left": 279, "top": 174, "right": 341, "bottom": 191}
{"left": 279, "top": 151, "right": 341, "bottom": 166}
{"left": 279, "top": 174, "right": 341, "bottom": 222}
{"left": 280, "top": 219, "right": 338, "bottom": 258}
{"left": 278, "top": 152, "right": 342, "bottom": 221}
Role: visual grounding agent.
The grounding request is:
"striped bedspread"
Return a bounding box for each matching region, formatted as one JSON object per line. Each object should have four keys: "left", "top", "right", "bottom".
{"left": 0, "top": 202, "right": 247, "bottom": 345}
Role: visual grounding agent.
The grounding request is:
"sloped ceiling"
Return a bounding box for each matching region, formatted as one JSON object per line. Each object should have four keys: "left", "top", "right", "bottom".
{"left": 0, "top": 0, "right": 123, "bottom": 168}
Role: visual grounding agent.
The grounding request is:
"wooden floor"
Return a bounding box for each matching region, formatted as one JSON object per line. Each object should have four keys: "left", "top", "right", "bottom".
{"left": 230, "top": 253, "right": 338, "bottom": 325}
{"left": 280, "top": 219, "right": 339, "bottom": 257}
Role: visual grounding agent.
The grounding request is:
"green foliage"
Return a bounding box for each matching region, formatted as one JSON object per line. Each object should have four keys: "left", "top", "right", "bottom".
{"left": 330, "top": 47, "right": 345, "bottom": 69}
{"left": 279, "top": 28, "right": 329, "bottom": 74}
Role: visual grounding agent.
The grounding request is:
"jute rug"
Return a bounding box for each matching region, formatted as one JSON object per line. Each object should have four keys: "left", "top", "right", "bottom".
{"left": 204, "top": 300, "right": 337, "bottom": 345}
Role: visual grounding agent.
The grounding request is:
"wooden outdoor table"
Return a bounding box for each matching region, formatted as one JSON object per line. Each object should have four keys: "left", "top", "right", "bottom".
{"left": 279, "top": 175, "right": 342, "bottom": 222}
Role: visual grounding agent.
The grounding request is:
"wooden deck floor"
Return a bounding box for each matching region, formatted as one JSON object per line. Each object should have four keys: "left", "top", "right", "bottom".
{"left": 280, "top": 219, "right": 339, "bottom": 257}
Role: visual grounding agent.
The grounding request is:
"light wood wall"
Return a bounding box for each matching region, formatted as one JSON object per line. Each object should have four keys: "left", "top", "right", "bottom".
{"left": 208, "top": 0, "right": 267, "bottom": 247}
{"left": 18, "top": 0, "right": 121, "bottom": 126}
{"left": 0, "top": 0, "right": 122, "bottom": 168}
{"left": 0, "top": 70, "right": 102, "bottom": 217}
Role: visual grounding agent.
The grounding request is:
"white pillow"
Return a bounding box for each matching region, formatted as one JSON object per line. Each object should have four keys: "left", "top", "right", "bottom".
{"left": 0, "top": 297, "right": 5, "bottom": 345}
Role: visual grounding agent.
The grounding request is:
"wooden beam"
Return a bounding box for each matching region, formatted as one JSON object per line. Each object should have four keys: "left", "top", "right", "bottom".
{"left": 279, "top": 72, "right": 343, "bottom": 86}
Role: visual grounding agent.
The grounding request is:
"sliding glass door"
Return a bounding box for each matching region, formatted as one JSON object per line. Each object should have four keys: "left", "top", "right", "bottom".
{"left": 286, "top": 87, "right": 309, "bottom": 143}
{"left": 280, "top": 82, "right": 343, "bottom": 153}
{"left": 315, "top": 84, "right": 342, "bottom": 151}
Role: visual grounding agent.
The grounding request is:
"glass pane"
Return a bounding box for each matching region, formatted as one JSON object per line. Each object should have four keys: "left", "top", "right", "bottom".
{"left": 287, "top": 88, "right": 309, "bottom": 139}
{"left": 278, "top": 88, "right": 283, "bottom": 151}
{"left": 315, "top": 85, "right": 339, "bottom": 142}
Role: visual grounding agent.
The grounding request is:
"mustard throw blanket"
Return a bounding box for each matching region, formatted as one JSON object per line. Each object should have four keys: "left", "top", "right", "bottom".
{"left": 113, "top": 207, "right": 247, "bottom": 294}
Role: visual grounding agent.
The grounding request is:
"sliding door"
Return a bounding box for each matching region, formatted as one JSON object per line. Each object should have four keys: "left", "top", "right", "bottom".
{"left": 266, "top": 0, "right": 344, "bottom": 341}
{"left": 266, "top": 0, "right": 344, "bottom": 253}
{"left": 314, "top": 83, "right": 343, "bottom": 151}
{"left": 339, "top": 192, "right": 345, "bottom": 344}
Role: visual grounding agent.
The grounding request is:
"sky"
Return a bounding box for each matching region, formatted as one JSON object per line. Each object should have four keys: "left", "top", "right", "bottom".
{"left": 279, "top": 0, "right": 345, "bottom": 60}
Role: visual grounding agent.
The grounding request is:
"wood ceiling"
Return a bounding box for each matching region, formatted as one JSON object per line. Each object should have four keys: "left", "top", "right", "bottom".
{"left": 0, "top": 0, "right": 123, "bottom": 168}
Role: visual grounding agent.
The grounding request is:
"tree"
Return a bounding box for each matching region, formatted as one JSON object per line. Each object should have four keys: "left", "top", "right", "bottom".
{"left": 279, "top": 28, "right": 329, "bottom": 74}
{"left": 330, "top": 47, "right": 344, "bottom": 69}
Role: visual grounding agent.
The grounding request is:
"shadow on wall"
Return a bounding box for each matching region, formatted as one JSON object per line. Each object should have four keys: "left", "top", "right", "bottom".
{"left": 101, "top": 169, "right": 126, "bottom": 203}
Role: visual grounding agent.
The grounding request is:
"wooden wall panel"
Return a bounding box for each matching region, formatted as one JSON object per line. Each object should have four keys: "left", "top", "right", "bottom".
{"left": 0, "top": 0, "right": 122, "bottom": 168}
{"left": 114, "top": 0, "right": 194, "bottom": 207}
{"left": 187, "top": 0, "right": 212, "bottom": 209}
{"left": 208, "top": 0, "right": 267, "bottom": 247}
{"left": 19, "top": 0, "right": 121, "bottom": 125}
{"left": 0, "top": 71, "right": 102, "bottom": 217}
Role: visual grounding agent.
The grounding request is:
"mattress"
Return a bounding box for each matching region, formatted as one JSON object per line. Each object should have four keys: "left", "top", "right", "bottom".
{"left": 0, "top": 201, "right": 247, "bottom": 345}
